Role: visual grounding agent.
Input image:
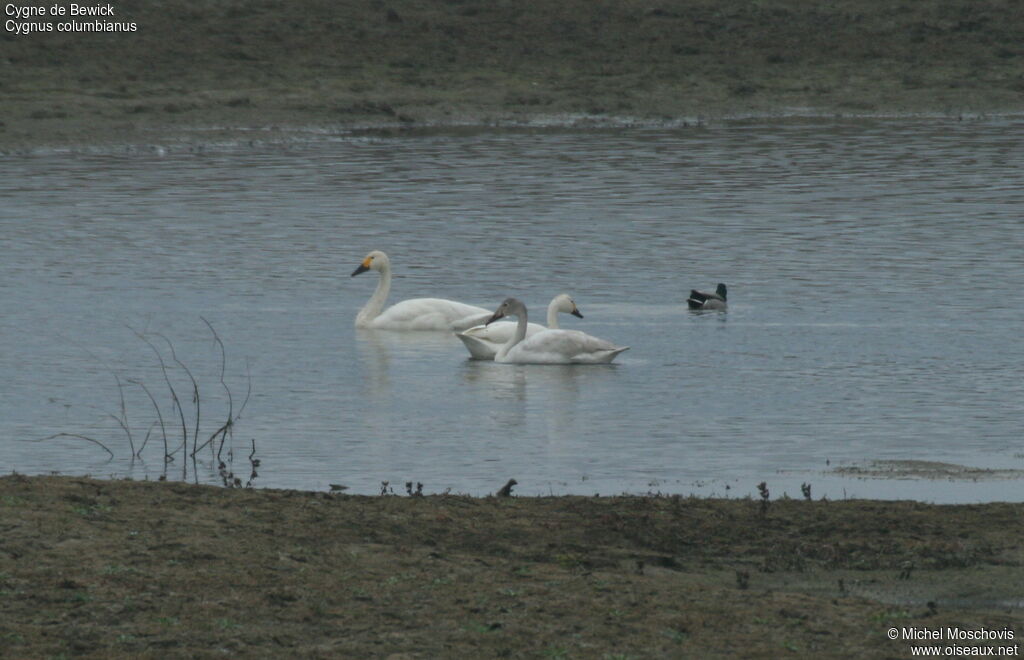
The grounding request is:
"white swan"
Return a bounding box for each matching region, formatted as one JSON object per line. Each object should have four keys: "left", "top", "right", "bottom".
{"left": 351, "top": 250, "right": 491, "bottom": 330}
{"left": 456, "top": 293, "right": 583, "bottom": 360}
{"left": 687, "top": 283, "right": 728, "bottom": 311}
{"left": 484, "top": 298, "right": 629, "bottom": 364}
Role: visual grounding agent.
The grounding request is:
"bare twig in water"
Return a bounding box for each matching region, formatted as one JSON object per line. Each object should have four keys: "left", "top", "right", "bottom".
{"left": 201, "top": 316, "right": 232, "bottom": 417}
{"left": 236, "top": 358, "right": 252, "bottom": 422}
{"left": 128, "top": 378, "right": 169, "bottom": 462}
{"left": 153, "top": 332, "right": 200, "bottom": 480}
{"left": 497, "top": 479, "right": 518, "bottom": 497}
{"left": 138, "top": 420, "right": 157, "bottom": 456}
{"left": 49, "top": 321, "right": 250, "bottom": 480}
{"left": 199, "top": 317, "right": 238, "bottom": 462}
{"left": 128, "top": 326, "right": 187, "bottom": 461}
{"left": 112, "top": 374, "right": 134, "bottom": 456}
{"left": 88, "top": 374, "right": 135, "bottom": 457}
{"left": 35, "top": 433, "right": 113, "bottom": 459}
{"left": 153, "top": 332, "right": 200, "bottom": 456}
{"left": 216, "top": 421, "right": 233, "bottom": 463}
{"left": 193, "top": 422, "right": 230, "bottom": 457}
{"left": 55, "top": 333, "right": 136, "bottom": 457}
{"left": 218, "top": 361, "right": 252, "bottom": 462}
{"left": 245, "top": 438, "right": 259, "bottom": 488}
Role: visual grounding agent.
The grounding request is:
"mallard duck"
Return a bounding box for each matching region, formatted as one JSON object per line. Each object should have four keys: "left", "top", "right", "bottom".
{"left": 687, "top": 283, "right": 727, "bottom": 311}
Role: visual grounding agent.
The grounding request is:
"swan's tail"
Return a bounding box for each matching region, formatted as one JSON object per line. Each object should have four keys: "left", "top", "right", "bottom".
{"left": 455, "top": 330, "right": 497, "bottom": 360}
{"left": 573, "top": 346, "right": 629, "bottom": 364}
{"left": 598, "top": 346, "right": 630, "bottom": 363}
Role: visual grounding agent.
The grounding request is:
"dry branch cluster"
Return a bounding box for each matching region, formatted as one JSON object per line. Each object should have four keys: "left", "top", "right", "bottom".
{"left": 38, "top": 318, "right": 252, "bottom": 484}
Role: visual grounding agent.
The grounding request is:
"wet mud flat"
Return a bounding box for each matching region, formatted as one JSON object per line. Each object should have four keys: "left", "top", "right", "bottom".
{"left": 0, "top": 474, "right": 1020, "bottom": 658}
{"left": 3, "top": 0, "right": 1023, "bottom": 151}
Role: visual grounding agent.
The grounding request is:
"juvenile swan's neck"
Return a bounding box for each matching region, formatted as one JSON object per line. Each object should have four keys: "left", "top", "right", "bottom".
{"left": 497, "top": 307, "right": 529, "bottom": 360}
{"left": 514, "top": 312, "right": 528, "bottom": 344}
{"left": 356, "top": 265, "right": 391, "bottom": 327}
{"left": 546, "top": 298, "right": 560, "bottom": 329}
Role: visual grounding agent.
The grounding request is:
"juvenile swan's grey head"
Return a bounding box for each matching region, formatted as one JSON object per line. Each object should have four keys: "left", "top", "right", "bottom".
{"left": 486, "top": 297, "right": 524, "bottom": 325}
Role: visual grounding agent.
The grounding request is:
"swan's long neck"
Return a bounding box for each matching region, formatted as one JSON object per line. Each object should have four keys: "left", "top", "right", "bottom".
{"left": 497, "top": 308, "right": 529, "bottom": 360}
{"left": 546, "top": 298, "right": 560, "bottom": 329}
{"left": 356, "top": 265, "right": 390, "bottom": 326}
{"left": 548, "top": 298, "right": 565, "bottom": 329}
{"left": 514, "top": 312, "right": 528, "bottom": 344}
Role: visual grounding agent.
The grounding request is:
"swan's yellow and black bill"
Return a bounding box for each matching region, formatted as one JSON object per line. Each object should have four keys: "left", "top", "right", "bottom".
{"left": 485, "top": 309, "right": 505, "bottom": 326}
{"left": 571, "top": 307, "right": 584, "bottom": 319}
{"left": 351, "top": 257, "right": 372, "bottom": 277}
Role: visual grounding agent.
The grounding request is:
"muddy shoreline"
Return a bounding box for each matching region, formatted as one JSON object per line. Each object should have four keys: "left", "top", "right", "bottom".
{"left": 1, "top": 475, "right": 1021, "bottom": 658}
{"left": 3, "top": 0, "right": 1023, "bottom": 151}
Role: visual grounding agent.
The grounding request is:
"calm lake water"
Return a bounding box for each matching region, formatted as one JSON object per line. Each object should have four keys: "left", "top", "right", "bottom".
{"left": 2, "top": 118, "right": 1023, "bottom": 502}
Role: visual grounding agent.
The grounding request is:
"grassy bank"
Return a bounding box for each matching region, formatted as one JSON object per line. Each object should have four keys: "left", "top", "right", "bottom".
{"left": 0, "top": 475, "right": 1021, "bottom": 657}
{"left": 2, "top": 0, "right": 1023, "bottom": 149}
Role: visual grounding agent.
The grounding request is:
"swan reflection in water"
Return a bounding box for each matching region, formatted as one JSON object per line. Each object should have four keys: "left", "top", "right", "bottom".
{"left": 460, "top": 359, "right": 622, "bottom": 444}
{"left": 355, "top": 318, "right": 626, "bottom": 447}
{"left": 354, "top": 328, "right": 457, "bottom": 397}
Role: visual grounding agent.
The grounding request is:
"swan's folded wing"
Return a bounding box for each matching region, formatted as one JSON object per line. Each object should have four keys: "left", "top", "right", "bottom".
{"left": 455, "top": 330, "right": 499, "bottom": 360}
{"left": 570, "top": 346, "right": 630, "bottom": 364}
{"left": 467, "top": 321, "right": 547, "bottom": 339}
{"left": 519, "top": 329, "right": 624, "bottom": 356}
{"left": 376, "top": 298, "right": 491, "bottom": 331}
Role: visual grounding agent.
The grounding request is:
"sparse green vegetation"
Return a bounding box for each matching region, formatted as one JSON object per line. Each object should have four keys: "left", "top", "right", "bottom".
{"left": 0, "top": 474, "right": 1020, "bottom": 657}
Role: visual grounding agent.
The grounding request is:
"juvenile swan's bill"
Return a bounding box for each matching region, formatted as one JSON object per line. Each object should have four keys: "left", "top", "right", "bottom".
{"left": 351, "top": 250, "right": 491, "bottom": 331}
{"left": 686, "top": 283, "right": 728, "bottom": 311}
{"left": 456, "top": 293, "right": 584, "bottom": 360}
{"left": 483, "top": 297, "right": 628, "bottom": 364}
